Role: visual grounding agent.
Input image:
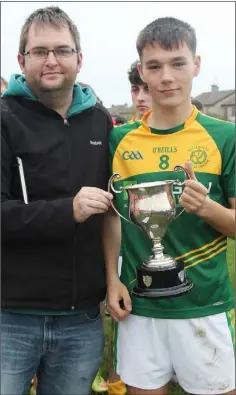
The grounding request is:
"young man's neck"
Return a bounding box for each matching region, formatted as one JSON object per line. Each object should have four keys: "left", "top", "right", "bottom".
{"left": 148, "top": 100, "right": 193, "bottom": 130}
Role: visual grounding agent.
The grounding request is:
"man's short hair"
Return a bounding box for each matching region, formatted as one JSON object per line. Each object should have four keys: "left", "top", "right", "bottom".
{"left": 19, "top": 6, "right": 81, "bottom": 55}
{"left": 136, "top": 17, "right": 196, "bottom": 58}
{"left": 191, "top": 98, "right": 203, "bottom": 111}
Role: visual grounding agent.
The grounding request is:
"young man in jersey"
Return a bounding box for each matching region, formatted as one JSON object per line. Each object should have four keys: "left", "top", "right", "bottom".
{"left": 104, "top": 17, "right": 235, "bottom": 395}
{"left": 129, "top": 60, "right": 152, "bottom": 121}
{"left": 106, "top": 60, "right": 152, "bottom": 395}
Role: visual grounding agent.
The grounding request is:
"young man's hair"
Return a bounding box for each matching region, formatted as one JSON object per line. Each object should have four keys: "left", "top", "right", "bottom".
{"left": 136, "top": 17, "right": 196, "bottom": 57}
{"left": 128, "top": 61, "right": 144, "bottom": 86}
{"left": 191, "top": 98, "right": 203, "bottom": 111}
{"left": 19, "top": 6, "right": 81, "bottom": 55}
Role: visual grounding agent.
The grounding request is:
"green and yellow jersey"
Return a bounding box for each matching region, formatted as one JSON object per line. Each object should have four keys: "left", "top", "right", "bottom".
{"left": 109, "top": 106, "right": 235, "bottom": 319}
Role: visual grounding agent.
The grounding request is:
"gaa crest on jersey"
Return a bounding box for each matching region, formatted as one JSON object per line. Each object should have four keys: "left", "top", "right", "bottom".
{"left": 143, "top": 275, "right": 152, "bottom": 287}
{"left": 188, "top": 145, "right": 209, "bottom": 169}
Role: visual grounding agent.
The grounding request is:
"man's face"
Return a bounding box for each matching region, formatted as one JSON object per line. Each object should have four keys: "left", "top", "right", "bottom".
{"left": 131, "top": 83, "right": 152, "bottom": 118}
{"left": 137, "top": 42, "right": 200, "bottom": 109}
{"left": 18, "top": 23, "right": 82, "bottom": 93}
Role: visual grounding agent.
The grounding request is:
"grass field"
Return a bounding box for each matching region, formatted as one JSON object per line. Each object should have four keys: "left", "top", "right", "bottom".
{"left": 100, "top": 238, "right": 235, "bottom": 394}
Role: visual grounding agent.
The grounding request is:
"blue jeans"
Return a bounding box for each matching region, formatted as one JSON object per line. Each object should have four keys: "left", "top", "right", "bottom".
{"left": 1, "top": 307, "right": 104, "bottom": 395}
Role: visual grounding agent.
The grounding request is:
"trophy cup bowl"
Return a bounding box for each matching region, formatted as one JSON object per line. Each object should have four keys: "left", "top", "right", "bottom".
{"left": 108, "top": 165, "right": 193, "bottom": 299}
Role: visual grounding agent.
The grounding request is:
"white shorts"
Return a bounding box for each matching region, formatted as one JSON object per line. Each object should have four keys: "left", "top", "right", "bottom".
{"left": 115, "top": 311, "right": 235, "bottom": 394}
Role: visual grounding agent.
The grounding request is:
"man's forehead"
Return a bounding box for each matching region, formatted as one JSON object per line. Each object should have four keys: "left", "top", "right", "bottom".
{"left": 142, "top": 42, "right": 191, "bottom": 61}
{"left": 26, "top": 22, "right": 73, "bottom": 45}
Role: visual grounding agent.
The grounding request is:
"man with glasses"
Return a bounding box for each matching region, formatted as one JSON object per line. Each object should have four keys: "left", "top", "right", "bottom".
{"left": 1, "top": 6, "right": 113, "bottom": 395}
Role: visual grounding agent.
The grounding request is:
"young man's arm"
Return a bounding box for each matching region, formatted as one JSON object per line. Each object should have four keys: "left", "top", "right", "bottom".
{"left": 197, "top": 197, "right": 235, "bottom": 238}
{"left": 179, "top": 161, "right": 235, "bottom": 238}
{"left": 103, "top": 208, "right": 132, "bottom": 321}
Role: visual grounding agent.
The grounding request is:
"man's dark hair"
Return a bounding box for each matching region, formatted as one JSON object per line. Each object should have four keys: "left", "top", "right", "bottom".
{"left": 128, "top": 61, "right": 143, "bottom": 86}
{"left": 191, "top": 98, "right": 203, "bottom": 111}
{"left": 19, "top": 6, "right": 81, "bottom": 55}
{"left": 136, "top": 17, "right": 196, "bottom": 57}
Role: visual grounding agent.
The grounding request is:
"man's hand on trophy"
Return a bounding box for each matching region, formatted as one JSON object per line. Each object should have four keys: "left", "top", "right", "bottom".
{"left": 73, "top": 187, "right": 113, "bottom": 223}
{"left": 179, "top": 160, "right": 209, "bottom": 215}
{"left": 107, "top": 278, "right": 132, "bottom": 321}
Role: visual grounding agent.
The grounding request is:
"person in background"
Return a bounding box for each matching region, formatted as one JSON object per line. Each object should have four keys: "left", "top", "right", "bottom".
{"left": 1, "top": 6, "right": 113, "bottom": 395}
{"left": 114, "top": 115, "right": 127, "bottom": 126}
{"left": 1, "top": 76, "right": 8, "bottom": 94}
{"left": 128, "top": 60, "right": 152, "bottom": 121}
{"left": 191, "top": 97, "right": 204, "bottom": 112}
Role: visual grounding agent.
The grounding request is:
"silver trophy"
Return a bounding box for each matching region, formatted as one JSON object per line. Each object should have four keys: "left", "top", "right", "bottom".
{"left": 108, "top": 165, "right": 193, "bottom": 299}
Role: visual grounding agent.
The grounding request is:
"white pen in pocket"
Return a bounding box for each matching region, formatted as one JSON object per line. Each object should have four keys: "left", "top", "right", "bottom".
{"left": 16, "top": 157, "right": 28, "bottom": 204}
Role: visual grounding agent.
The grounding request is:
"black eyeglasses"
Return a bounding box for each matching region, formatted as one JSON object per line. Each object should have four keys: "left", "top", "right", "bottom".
{"left": 23, "top": 47, "right": 78, "bottom": 59}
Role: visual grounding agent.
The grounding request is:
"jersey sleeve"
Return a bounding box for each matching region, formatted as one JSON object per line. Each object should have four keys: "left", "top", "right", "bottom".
{"left": 221, "top": 123, "right": 235, "bottom": 198}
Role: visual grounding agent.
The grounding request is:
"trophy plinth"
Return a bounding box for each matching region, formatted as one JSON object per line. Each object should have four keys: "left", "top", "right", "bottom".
{"left": 133, "top": 260, "right": 193, "bottom": 299}
{"left": 108, "top": 166, "right": 193, "bottom": 299}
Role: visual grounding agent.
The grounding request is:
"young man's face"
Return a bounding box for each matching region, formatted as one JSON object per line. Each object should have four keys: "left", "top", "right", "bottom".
{"left": 137, "top": 42, "right": 200, "bottom": 109}
{"left": 131, "top": 83, "right": 152, "bottom": 118}
{"left": 18, "top": 23, "right": 82, "bottom": 93}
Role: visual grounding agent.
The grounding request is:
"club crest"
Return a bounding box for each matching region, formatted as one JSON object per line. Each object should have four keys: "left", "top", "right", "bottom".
{"left": 143, "top": 275, "right": 152, "bottom": 288}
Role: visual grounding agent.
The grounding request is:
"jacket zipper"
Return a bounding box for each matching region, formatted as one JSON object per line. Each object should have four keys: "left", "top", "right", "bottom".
{"left": 63, "top": 117, "right": 76, "bottom": 310}
{"left": 63, "top": 108, "right": 95, "bottom": 309}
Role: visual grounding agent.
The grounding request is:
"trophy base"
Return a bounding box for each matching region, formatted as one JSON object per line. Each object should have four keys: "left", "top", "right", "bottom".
{"left": 132, "top": 260, "right": 193, "bottom": 299}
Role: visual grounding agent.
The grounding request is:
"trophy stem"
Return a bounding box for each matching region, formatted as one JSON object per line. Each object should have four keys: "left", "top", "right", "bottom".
{"left": 144, "top": 237, "right": 176, "bottom": 270}
{"left": 152, "top": 237, "right": 165, "bottom": 259}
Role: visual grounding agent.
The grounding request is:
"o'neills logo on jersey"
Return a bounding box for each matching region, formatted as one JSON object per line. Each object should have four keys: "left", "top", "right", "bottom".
{"left": 121, "top": 151, "right": 143, "bottom": 160}
{"left": 188, "top": 145, "right": 209, "bottom": 169}
{"left": 153, "top": 146, "right": 177, "bottom": 153}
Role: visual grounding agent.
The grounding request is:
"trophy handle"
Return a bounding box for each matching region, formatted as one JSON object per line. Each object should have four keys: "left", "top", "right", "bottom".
{"left": 173, "top": 165, "right": 190, "bottom": 185}
{"left": 173, "top": 165, "right": 191, "bottom": 219}
{"left": 108, "top": 173, "right": 133, "bottom": 225}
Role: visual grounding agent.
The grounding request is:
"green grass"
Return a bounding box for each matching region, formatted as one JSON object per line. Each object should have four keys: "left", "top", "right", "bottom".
{"left": 100, "top": 239, "right": 235, "bottom": 394}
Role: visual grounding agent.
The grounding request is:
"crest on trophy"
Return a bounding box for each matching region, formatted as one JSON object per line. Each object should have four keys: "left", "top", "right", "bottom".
{"left": 143, "top": 275, "right": 152, "bottom": 288}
